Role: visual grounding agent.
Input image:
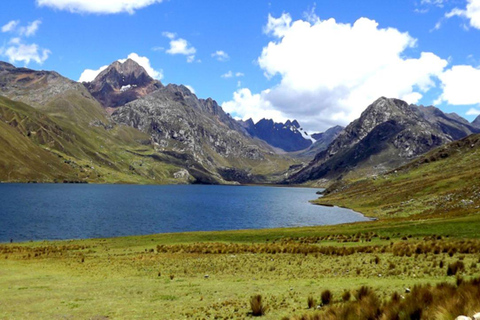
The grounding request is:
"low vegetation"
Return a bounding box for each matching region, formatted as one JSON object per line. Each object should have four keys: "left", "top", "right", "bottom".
{"left": 1, "top": 215, "right": 480, "bottom": 319}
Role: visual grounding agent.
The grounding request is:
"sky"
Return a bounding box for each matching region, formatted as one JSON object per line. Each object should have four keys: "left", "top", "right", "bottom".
{"left": 1, "top": 0, "right": 480, "bottom": 132}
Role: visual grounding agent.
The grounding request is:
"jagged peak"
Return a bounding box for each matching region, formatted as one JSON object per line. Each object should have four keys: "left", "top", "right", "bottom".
{"left": 93, "top": 58, "right": 152, "bottom": 84}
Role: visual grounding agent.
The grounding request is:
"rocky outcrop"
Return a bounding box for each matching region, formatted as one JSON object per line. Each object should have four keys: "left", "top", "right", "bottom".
{"left": 111, "top": 84, "right": 281, "bottom": 183}
{"left": 286, "top": 97, "right": 454, "bottom": 184}
{"left": 240, "top": 118, "right": 313, "bottom": 152}
{"left": 83, "top": 59, "right": 162, "bottom": 113}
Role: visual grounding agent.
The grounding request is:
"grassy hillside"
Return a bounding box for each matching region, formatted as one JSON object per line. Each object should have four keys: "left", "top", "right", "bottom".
{"left": 315, "top": 133, "right": 480, "bottom": 219}
{"left": 0, "top": 95, "right": 187, "bottom": 184}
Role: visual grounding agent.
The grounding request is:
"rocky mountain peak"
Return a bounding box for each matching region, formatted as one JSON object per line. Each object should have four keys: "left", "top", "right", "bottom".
{"left": 242, "top": 118, "right": 313, "bottom": 152}
{"left": 286, "top": 97, "right": 454, "bottom": 184}
{"left": 83, "top": 59, "right": 162, "bottom": 112}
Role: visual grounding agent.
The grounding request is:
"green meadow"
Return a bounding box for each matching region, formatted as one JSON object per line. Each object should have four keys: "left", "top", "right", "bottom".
{"left": 2, "top": 212, "right": 480, "bottom": 319}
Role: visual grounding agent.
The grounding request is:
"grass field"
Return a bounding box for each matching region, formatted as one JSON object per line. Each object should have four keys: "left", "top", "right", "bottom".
{"left": 2, "top": 213, "right": 480, "bottom": 319}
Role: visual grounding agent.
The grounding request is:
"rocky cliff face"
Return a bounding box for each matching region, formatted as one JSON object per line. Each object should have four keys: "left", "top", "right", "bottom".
{"left": 83, "top": 59, "right": 162, "bottom": 113}
{"left": 240, "top": 118, "right": 313, "bottom": 152}
{"left": 111, "top": 83, "right": 290, "bottom": 183}
{"left": 286, "top": 97, "right": 455, "bottom": 184}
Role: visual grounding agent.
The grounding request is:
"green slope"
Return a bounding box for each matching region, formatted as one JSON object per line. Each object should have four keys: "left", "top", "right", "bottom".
{"left": 316, "top": 133, "right": 480, "bottom": 219}
{"left": 0, "top": 95, "right": 187, "bottom": 184}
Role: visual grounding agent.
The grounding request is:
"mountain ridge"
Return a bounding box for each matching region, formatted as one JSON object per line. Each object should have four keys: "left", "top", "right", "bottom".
{"left": 286, "top": 97, "right": 475, "bottom": 184}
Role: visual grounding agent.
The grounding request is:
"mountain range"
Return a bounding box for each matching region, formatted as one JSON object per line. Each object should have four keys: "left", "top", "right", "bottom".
{"left": 2, "top": 59, "right": 480, "bottom": 186}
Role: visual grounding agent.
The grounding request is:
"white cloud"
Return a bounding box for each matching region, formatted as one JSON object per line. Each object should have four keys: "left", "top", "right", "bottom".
{"left": 1, "top": 42, "right": 50, "bottom": 65}
{"left": 211, "top": 50, "right": 229, "bottom": 62}
{"left": 163, "top": 33, "right": 196, "bottom": 63}
{"left": 0, "top": 20, "right": 49, "bottom": 66}
{"left": 162, "top": 31, "right": 176, "bottom": 39}
{"left": 36, "top": 0, "right": 163, "bottom": 14}
{"left": 119, "top": 53, "right": 163, "bottom": 79}
{"left": 224, "top": 13, "right": 448, "bottom": 132}
{"left": 436, "top": 65, "right": 480, "bottom": 105}
{"left": 446, "top": 0, "right": 480, "bottom": 29}
{"left": 185, "top": 85, "right": 195, "bottom": 94}
{"left": 78, "top": 65, "right": 108, "bottom": 82}
{"left": 21, "top": 20, "right": 42, "bottom": 37}
{"left": 1, "top": 20, "right": 41, "bottom": 37}
{"left": 264, "top": 13, "right": 292, "bottom": 37}
{"left": 222, "top": 88, "right": 287, "bottom": 123}
{"left": 1, "top": 20, "right": 19, "bottom": 33}
{"left": 166, "top": 38, "right": 196, "bottom": 55}
{"left": 421, "top": 0, "right": 445, "bottom": 7}
{"left": 466, "top": 107, "right": 480, "bottom": 115}
{"left": 221, "top": 71, "right": 244, "bottom": 79}
{"left": 78, "top": 52, "right": 163, "bottom": 82}
{"left": 221, "top": 71, "right": 233, "bottom": 78}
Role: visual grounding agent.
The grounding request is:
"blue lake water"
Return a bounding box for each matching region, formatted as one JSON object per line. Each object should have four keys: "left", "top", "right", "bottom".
{"left": 0, "top": 184, "right": 369, "bottom": 242}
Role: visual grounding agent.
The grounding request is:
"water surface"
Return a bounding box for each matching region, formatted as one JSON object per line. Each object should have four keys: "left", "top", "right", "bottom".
{"left": 0, "top": 184, "right": 368, "bottom": 242}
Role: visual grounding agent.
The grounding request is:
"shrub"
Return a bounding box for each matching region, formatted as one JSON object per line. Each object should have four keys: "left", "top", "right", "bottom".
{"left": 447, "top": 261, "right": 465, "bottom": 276}
{"left": 307, "top": 296, "right": 316, "bottom": 309}
{"left": 321, "top": 290, "right": 332, "bottom": 305}
{"left": 341, "top": 291, "right": 351, "bottom": 302}
{"left": 355, "top": 286, "right": 372, "bottom": 301}
{"left": 250, "top": 294, "right": 268, "bottom": 316}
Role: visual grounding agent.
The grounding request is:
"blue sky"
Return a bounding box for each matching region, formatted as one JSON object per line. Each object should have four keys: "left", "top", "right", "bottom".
{"left": 1, "top": 0, "right": 480, "bottom": 131}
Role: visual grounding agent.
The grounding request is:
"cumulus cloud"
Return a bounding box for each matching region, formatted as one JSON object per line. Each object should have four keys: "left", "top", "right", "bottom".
{"left": 78, "top": 52, "right": 163, "bottom": 82}
{"left": 223, "top": 13, "right": 448, "bottom": 132}
{"left": 78, "top": 64, "right": 109, "bottom": 82}
{"left": 0, "top": 19, "right": 49, "bottom": 65}
{"left": 163, "top": 32, "right": 196, "bottom": 63}
{"left": 36, "top": 0, "right": 163, "bottom": 14}
{"left": 446, "top": 0, "right": 480, "bottom": 29}
{"left": 211, "top": 50, "right": 229, "bottom": 62}
{"left": 222, "top": 88, "right": 287, "bottom": 123}
{"left": 435, "top": 65, "right": 480, "bottom": 105}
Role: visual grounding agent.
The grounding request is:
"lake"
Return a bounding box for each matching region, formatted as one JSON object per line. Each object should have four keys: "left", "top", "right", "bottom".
{"left": 0, "top": 184, "right": 369, "bottom": 242}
